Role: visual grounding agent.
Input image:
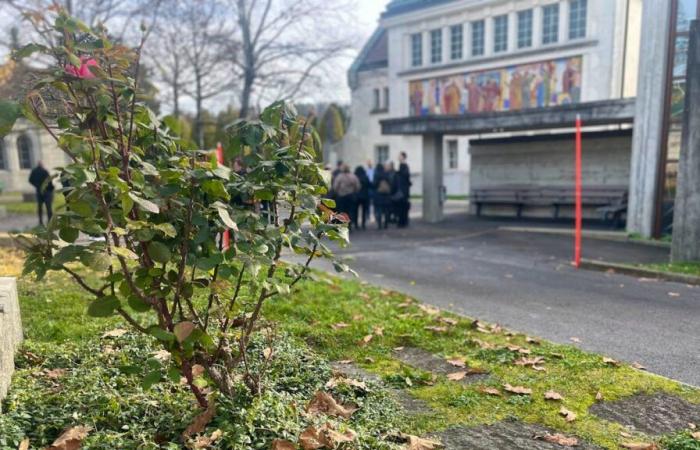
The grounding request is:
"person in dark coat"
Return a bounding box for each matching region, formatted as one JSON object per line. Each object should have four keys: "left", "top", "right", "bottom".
{"left": 372, "top": 163, "right": 394, "bottom": 229}
{"left": 396, "top": 152, "right": 412, "bottom": 227}
{"left": 28, "top": 161, "right": 54, "bottom": 226}
{"left": 353, "top": 166, "right": 371, "bottom": 230}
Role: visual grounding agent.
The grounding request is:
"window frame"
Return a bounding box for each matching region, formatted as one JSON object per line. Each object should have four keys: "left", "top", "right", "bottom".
{"left": 17, "top": 134, "right": 33, "bottom": 170}
{"left": 450, "top": 24, "right": 463, "bottom": 60}
{"left": 493, "top": 14, "right": 509, "bottom": 53}
{"left": 471, "top": 20, "right": 485, "bottom": 56}
{"left": 411, "top": 33, "right": 423, "bottom": 67}
{"left": 542, "top": 3, "right": 560, "bottom": 45}
{"left": 517, "top": 9, "right": 534, "bottom": 49}
{"left": 569, "top": 0, "right": 588, "bottom": 40}
{"left": 447, "top": 140, "right": 459, "bottom": 170}
{"left": 375, "top": 145, "right": 390, "bottom": 165}
{"left": 430, "top": 28, "right": 443, "bottom": 64}
{"left": 383, "top": 87, "right": 390, "bottom": 110}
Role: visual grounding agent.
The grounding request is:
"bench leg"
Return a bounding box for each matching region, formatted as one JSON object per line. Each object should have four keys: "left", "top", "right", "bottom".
{"left": 553, "top": 204, "right": 560, "bottom": 219}
{"left": 476, "top": 203, "right": 483, "bottom": 217}
{"left": 516, "top": 204, "right": 524, "bottom": 219}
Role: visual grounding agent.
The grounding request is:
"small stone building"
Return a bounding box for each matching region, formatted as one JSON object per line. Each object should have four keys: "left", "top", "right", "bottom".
{"left": 0, "top": 60, "right": 67, "bottom": 194}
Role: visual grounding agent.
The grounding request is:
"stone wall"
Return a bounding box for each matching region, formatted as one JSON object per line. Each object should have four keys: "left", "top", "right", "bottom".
{"left": 0, "top": 277, "right": 22, "bottom": 411}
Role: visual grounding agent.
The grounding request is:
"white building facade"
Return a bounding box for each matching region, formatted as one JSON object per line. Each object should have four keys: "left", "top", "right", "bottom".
{"left": 342, "top": 0, "right": 641, "bottom": 199}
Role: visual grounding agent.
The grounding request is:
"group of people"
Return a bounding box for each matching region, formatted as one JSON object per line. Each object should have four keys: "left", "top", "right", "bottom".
{"left": 330, "top": 152, "right": 412, "bottom": 231}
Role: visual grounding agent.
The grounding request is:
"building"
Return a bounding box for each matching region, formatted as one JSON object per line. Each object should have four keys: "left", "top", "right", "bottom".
{"left": 0, "top": 60, "right": 67, "bottom": 194}
{"left": 343, "top": 0, "right": 699, "bottom": 234}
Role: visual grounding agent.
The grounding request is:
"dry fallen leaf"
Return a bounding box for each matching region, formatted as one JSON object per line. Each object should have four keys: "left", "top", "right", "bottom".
{"left": 544, "top": 391, "right": 564, "bottom": 401}
{"left": 47, "top": 426, "right": 91, "bottom": 450}
{"left": 668, "top": 292, "right": 681, "bottom": 297}
{"left": 331, "top": 323, "right": 350, "bottom": 330}
{"left": 306, "top": 391, "right": 357, "bottom": 419}
{"left": 504, "top": 384, "right": 532, "bottom": 395}
{"left": 101, "top": 328, "right": 128, "bottom": 338}
{"left": 631, "top": 362, "right": 647, "bottom": 371}
{"left": 447, "top": 371, "right": 467, "bottom": 381}
{"left": 620, "top": 443, "right": 658, "bottom": 450}
{"left": 192, "top": 364, "right": 206, "bottom": 378}
{"left": 358, "top": 334, "right": 373, "bottom": 346}
{"left": 393, "top": 347, "right": 405, "bottom": 352}
{"left": 447, "top": 357, "right": 466, "bottom": 368}
{"left": 691, "top": 432, "right": 700, "bottom": 441}
{"left": 19, "top": 439, "right": 29, "bottom": 450}
{"left": 337, "top": 359, "right": 353, "bottom": 365}
{"left": 473, "top": 339, "right": 496, "bottom": 350}
{"left": 559, "top": 406, "right": 577, "bottom": 422}
{"left": 596, "top": 391, "right": 604, "bottom": 401}
{"left": 439, "top": 317, "right": 458, "bottom": 326}
{"left": 262, "top": 347, "right": 274, "bottom": 361}
{"left": 152, "top": 349, "right": 172, "bottom": 362}
{"left": 299, "top": 426, "right": 325, "bottom": 450}
{"left": 373, "top": 326, "right": 384, "bottom": 336}
{"left": 325, "top": 376, "right": 367, "bottom": 391}
{"left": 688, "top": 423, "right": 697, "bottom": 430}
{"left": 352, "top": 314, "right": 364, "bottom": 321}
{"left": 324, "top": 428, "right": 357, "bottom": 447}
{"left": 535, "top": 433, "right": 579, "bottom": 447}
{"left": 182, "top": 400, "right": 217, "bottom": 439}
{"left": 603, "top": 357, "right": 621, "bottom": 366}
{"left": 514, "top": 356, "right": 545, "bottom": 367}
{"left": 506, "top": 345, "right": 531, "bottom": 355}
{"left": 192, "top": 429, "right": 223, "bottom": 448}
{"left": 271, "top": 439, "right": 296, "bottom": 450}
{"left": 478, "top": 386, "right": 502, "bottom": 396}
{"left": 526, "top": 337, "right": 541, "bottom": 345}
{"left": 406, "top": 435, "right": 444, "bottom": 449}
{"left": 45, "top": 368, "right": 67, "bottom": 379}
{"left": 424, "top": 326, "right": 448, "bottom": 333}
{"left": 299, "top": 423, "right": 356, "bottom": 449}
{"left": 418, "top": 304, "right": 440, "bottom": 315}
{"left": 570, "top": 337, "right": 581, "bottom": 343}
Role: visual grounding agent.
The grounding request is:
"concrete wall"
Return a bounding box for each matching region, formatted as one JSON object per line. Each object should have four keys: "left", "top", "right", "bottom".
{"left": 469, "top": 132, "right": 632, "bottom": 218}
{"left": 0, "top": 119, "right": 68, "bottom": 193}
{"left": 0, "top": 278, "right": 22, "bottom": 411}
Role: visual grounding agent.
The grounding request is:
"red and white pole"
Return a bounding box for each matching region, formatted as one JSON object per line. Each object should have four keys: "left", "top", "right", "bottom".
{"left": 216, "top": 142, "right": 231, "bottom": 250}
{"left": 574, "top": 115, "right": 583, "bottom": 268}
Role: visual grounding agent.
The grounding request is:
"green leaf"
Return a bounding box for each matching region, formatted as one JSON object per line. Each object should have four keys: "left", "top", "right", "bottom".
{"left": 173, "top": 321, "right": 195, "bottom": 343}
{"left": 127, "top": 295, "right": 151, "bottom": 313}
{"left": 59, "top": 227, "right": 80, "bottom": 243}
{"left": 154, "top": 223, "right": 177, "bottom": 238}
{"left": 87, "top": 295, "right": 120, "bottom": 317}
{"left": 112, "top": 246, "right": 138, "bottom": 260}
{"left": 148, "top": 326, "right": 175, "bottom": 343}
{"left": 81, "top": 252, "right": 111, "bottom": 271}
{"left": 141, "top": 371, "right": 162, "bottom": 390}
{"left": 216, "top": 206, "right": 239, "bottom": 231}
{"left": 147, "top": 241, "right": 171, "bottom": 264}
{"left": 128, "top": 193, "right": 159, "bottom": 214}
{"left": 0, "top": 100, "right": 22, "bottom": 137}
{"left": 12, "top": 43, "right": 46, "bottom": 59}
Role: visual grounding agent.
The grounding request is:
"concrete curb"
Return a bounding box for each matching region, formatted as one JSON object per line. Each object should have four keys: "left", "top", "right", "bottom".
{"left": 580, "top": 258, "right": 700, "bottom": 286}
{"left": 498, "top": 226, "right": 671, "bottom": 249}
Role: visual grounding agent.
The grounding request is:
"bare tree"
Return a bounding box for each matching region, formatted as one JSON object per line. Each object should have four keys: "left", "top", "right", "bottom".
{"left": 228, "top": 0, "right": 357, "bottom": 118}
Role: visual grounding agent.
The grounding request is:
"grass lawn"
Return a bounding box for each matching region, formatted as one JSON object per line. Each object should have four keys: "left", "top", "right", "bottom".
{"left": 641, "top": 262, "right": 700, "bottom": 278}
{"left": 0, "top": 193, "right": 66, "bottom": 215}
{"left": 1, "top": 248, "right": 699, "bottom": 449}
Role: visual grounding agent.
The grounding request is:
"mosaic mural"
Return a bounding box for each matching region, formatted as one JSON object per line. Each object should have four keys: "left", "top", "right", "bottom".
{"left": 409, "top": 56, "right": 582, "bottom": 116}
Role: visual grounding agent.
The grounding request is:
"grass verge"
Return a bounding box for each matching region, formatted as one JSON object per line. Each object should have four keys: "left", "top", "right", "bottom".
{"left": 641, "top": 262, "right": 700, "bottom": 278}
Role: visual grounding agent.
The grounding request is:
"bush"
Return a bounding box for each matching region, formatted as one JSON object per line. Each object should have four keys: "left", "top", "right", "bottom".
{"left": 3, "top": 8, "right": 349, "bottom": 408}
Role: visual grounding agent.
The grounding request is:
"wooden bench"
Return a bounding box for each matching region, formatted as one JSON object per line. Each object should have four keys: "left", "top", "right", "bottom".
{"left": 473, "top": 185, "right": 628, "bottom": 225}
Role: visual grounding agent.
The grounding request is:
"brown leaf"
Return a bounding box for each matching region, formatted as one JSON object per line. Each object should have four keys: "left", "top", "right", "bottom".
{"left": 570, "top": 337, "right": 581, "bottom": 343}
{"left": 331, "top": 323, "right": 349, "bottom": 330}
{"left": 19, "top": 439, "right": 29, "bottom": 450}
{"left": 299, "top": 427, "right": 325, "bottom": 450}
{"left": 337, "top": 359, "right": 353, "bottom": 365}
{"left": 271, "top": 439, "right": 296, "bottom": 450}
{"left": 192, "top": 429, "right": 223, "bottom": 448}
{"left": 47, "top": 426, "right": 90, "bottom": 450}
{"left": 406, "top": 435, "right": 444, "bottom": 449}
{"left": 192, "top": 364, "right": 206, "bottom": 378}
{"left": 325, "top": 376, "right": 367, "bottom": 391}
{"left": 174, "top": 321, "right": 196, "bottom": 343}
{"left": 559, "top": 406, "right": 577, "bottom": 422}
{"left": 691, "top": 432, "right": 700, "bottom": 441}
{"left": 447, "top": 371, "right": 467, "bottom": 381}
{"left": 152, "top": 349, "right": 172, "bottom": 362}
{"left": 603, "top": 357, "right": 620, "bottom": 367}
{"left": 526, "top": 337, "right": 541, "bottom": 345}
{"left": 544, "top": 391, "right": 564, "bottom": 401}
{"left": 631, "top": 362, "right": 647, "bottom": 371}
{"left": 324, "top": 428, "right": 357, "bottom": 447}
{"left": 596, "top": 391, "right": 604, "bottom": 401}
{"left": 472, "top": 339, "right": 496, "bottom": 350}
{"left": 504, "top": 384, "right": 532, "bottom": 395}
{"left": 439, "top": 317, "right": 458, "bottom": 326}
{"left": 45, "top": 368, "right": 67, "bottom": 379}
{"left": 688, "top": 423, "right": 696, "bottom": 430}
{"left": 532, "top": 365, "right": 547, "bottom": 372}
{"left": 424, "top": 326, "right": 448, "bottom": 333}
{"left": 101, "top": 328, "right": 128, "bottom": 338}
{"left": 263, "top": 348, "right": 274, "bottom": 361}
{"left": 373, "top": 326, "right": 384, "bottom": 336}
{"left": 306, "top": 391, "right": 357, "bottom": 419}
{"left": 352, "top": 314, "right": 364, "bottom": 321}
{"left": 514, "top": 356, "right": 545, "bottom": 367}
{"left": 182, "top": 399, "right": 217, "bottom": 439}
{"left": 478, "top": 386, "right": 502, "bottom": 396}
{"left": 507, "top": 345, "right": 531, "bottom": 355}
{"left": 358, "top": 334, "right": 373, "bottom": 346}
{"left": 668, "top": 292, "right": 681, "bottom": 297}
{"left": 535, "top": 433, "right": 579, "bottom": 447}
{"left": 446, "top": 357, "right": 466, "bottom": 368}
{"left": 620, "top": 443, "right": 658, "bottom": 450}
{"left": 418, "top": 304, "right": 440, "bottom": 316}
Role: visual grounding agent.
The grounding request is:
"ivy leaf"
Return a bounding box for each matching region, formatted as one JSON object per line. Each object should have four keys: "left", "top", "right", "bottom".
{"left": 87, "top": 295, "right": 120, "bottom": 317}
{"left": 147, "top": 241, "right": 171, "bottom": 264}
{"left": 0, "top": 100, "right": 23, "bottom": 137}
{"left": 128, "top": 193, "right": 159, "bottom": 214}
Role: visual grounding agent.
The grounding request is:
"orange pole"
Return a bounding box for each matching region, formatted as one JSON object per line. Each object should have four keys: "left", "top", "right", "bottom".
{"left": 574, "top": 115, "right": 583, "bottom": 268}
{"left": 216, "top": 142, "right": 231, "bottom": 250}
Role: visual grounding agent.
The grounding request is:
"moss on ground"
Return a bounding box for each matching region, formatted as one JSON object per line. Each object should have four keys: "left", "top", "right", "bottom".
{"left": 641, "top": 262, "right": 700, "bottom": 277}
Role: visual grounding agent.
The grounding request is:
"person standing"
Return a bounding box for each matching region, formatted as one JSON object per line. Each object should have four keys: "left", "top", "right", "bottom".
{"left": 332, "top": 164, "right": 360, "bottom": 230}
{"left": 396, "top": 152, "right": 412, "bottom": 227}
{"left": 373, "top": 162, "right": 394, "bottom": 229}
{"left": 365, "top": 159, "right": 375, "bottom": 222}
{"left": 29, "top": 161, "right": 54, "bottom": 226}
{"left": 353, "top": 166, "right": 371, "bottom": 230}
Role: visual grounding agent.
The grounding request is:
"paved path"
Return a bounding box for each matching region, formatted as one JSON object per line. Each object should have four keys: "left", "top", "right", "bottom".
{"left": 307, "top": 213, "right": 700, "bottom": 386}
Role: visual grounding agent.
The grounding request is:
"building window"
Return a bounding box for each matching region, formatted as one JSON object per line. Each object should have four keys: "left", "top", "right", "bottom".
{"left": 383, "top": 87, "right": 390, "bottom": 110}
{"left": 542, "top": 4, "right": 560, "bottom": 44}
{"left": 373, "top": 88, "right": 381, "bottom": 111}
{"left": 450, "top": 24, "right": 463, "bottom": 60}
{"left": 411, "top": 33, "right": 423, "bottom": 67}
{"left": 569, "top": 0, "right": 587, "bottom": 39}
{"left": 375, "top": 145, "right": 389, "bottom": 164}
{"left": 518, "top": 9, "right": 533, "bottom": 48}
{"left": 430, "top": 29, "right": 443, "bottom": 64}
{"left": 0, "top": 139, "right": 6, "bottom": 170}
{"left": 17, "top": 134, "right": 33, "bottom": 170}
{"left": 447, "top": 140, "right": 459, "bottom": 169}
{"left": 471, "top": 20, "right": 485, "bottom": 56}
{"left": 493, "top": 15, "right": 508, "bottom": 53}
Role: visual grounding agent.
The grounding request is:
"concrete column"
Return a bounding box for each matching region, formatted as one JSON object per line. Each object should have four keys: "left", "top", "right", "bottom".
{"left": 560, "top": 0, "right": 570, "bottom": 43}
{"left": 533, "top": 6, "right": 543, "bottom": 48}
{"left": 422, "top": 133, "right": 444, "bottom": 223}
{"left": 508, "top": 11, "right": 518, "bottom": 52}
{"left": 0, "top": 278, "right": 22, "bottom": 411}
{"left": 5, "top": 131, "right": 20, "bottom": 172}
{"left": 485, "top": 16, "right": 494, "bottom": 56}
{"left": 627, "top": 0, "right": 673, "bottom": 237}
{"left": 671, "top": 20, "right": 700, "bottom": 262}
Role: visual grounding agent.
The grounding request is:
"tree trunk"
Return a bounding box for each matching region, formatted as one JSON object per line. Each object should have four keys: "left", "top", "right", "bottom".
{"left": 195, "top": 71, "right": 204, "bottom": 148}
